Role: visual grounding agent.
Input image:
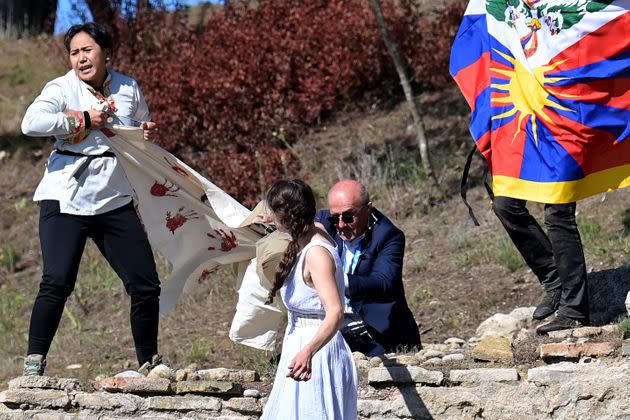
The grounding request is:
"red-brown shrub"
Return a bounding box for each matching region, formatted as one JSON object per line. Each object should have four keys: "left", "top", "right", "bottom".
{"left": 112, "top": 0, "right": 465, "bottom": 206}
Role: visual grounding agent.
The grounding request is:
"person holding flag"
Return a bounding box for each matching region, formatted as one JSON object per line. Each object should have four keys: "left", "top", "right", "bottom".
{"left": 450, "top": 0, "right": 629, "bottom": 334}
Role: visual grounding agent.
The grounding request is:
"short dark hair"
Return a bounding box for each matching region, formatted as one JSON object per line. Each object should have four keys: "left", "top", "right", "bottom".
{"left": 64, "top": 22, "right": 113, "bottom": 53}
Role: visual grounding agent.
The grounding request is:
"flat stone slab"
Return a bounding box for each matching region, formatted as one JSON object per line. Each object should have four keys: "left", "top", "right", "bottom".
{"left": 223, "top": 397, "right": 262, "bottom": 414}
{"left": 368, "top": 366, "right": 443, "bottom": 385}
{"left": 73, "top": 391, "right": 145, "bottom": 413}
{"left": 527, "top": 362, "right": 584, "bottom": 385}
{"left": 148, "top": 395, "right": 222, "bottom": 411}
{"left": 623, "top": 340, "right": 630, "bottom": 357}
{"left": 92, "top": 377, "right": 171, "bottom": 394}
{"left": 8, "top": 376, "right": 83, "bottom": 391}
{"left": 0, "top": 389, "right": 69, "bottom": 408}
{"left": 196, "top": 368, "right": 258, "bottom": 382}
{"left": 539, "top": 342, "right": 617, "bottom": 359}
{"left": 450, "top": 368, "right": 519, "bottom": 384}
{"left": 175, "top": 380, "right": 243, "bottom": 396}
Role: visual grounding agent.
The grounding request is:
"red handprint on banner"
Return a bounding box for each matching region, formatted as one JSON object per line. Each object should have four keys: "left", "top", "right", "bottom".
{"left": 207, "top": 229, "right": 238, "bottom": 252}
{"left": 165, "top": 207, "right": 200, "bottom": 234}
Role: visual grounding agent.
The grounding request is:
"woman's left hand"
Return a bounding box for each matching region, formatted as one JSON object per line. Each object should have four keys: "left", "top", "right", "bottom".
{"left": 287, "top": 348, "right": 313, "bottom": 381}
{"left": 141, "top": 121, "right": 158, "bottom": 141}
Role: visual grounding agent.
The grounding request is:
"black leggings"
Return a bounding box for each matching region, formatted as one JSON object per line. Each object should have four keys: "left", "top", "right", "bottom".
{"left": 28, "top": 200, "right": 161, "bottom": 365}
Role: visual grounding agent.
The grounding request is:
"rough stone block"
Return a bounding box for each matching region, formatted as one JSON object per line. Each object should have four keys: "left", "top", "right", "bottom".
{"left": 0, "top": 389, "right": 69, "bottom": 408}
{"left": 539, "top": 342, "right": 616, "bottom": 359}
{"left": 223, "top": 397, "right": 262, "bottom": 414}
{"left": 196, "top": 368, "right": 258, "bottom": 382}
{"left": 148, "top": 395, "right": 222, "bottom": 411}
{"left": 472, "top": 335, "right": 514, "bottom": 363}
{"left": 93, "top": 377, "right": 171, "bottom": 394}
{"left": 367, "top": 366, "right": 443, "bottom": 385}
{"left": 8, "top": 376, "right": 83, "bottom": 391}
{"left": 621, "top": 340, "right": 630, "bottom": 357}
{"left": 73, "top": 391, "right": 144, "bottom": 413}
{"left": 450, "top": 368, "right": 519, "bottom": 384}
{"left": 175, "top": 380, "right": 243, "bottom": 396}
{"left": 527, "top": 362, "right": 581, "bottom": 384}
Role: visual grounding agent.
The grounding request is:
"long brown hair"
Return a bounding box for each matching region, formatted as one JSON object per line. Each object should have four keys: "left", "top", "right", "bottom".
{"left": 265, "top": 179, "right": 316, "bottom": 304}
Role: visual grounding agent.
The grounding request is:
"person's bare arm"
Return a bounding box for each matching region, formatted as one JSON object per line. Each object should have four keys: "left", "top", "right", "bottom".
{"left": 286, "top": 246, "right": 344, "bottom": 381}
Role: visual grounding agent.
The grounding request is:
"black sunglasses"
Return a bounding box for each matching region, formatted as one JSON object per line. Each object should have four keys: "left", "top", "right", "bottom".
{"left": 327, "top": 211, "right": 358, "bottom": 226}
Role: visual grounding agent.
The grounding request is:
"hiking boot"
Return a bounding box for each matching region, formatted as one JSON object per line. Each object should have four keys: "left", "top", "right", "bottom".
{"left": 536, "top": 315, "right": 586, "bottom": 335}
{"left": 533, "top": 287, "right": 561, "bottom": 320}
{"left": 138, "top": 354, "right": 174, "bottom": 379}
{"left": 23, "top": 354, "right": 46, "bottom": 376}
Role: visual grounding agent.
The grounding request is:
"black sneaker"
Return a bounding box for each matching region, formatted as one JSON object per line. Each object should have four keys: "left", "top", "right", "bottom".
{"left": 532, "top": 287, "right": 561, "bottom": 320}
{"left": 536, "top": 315, "right": 586, "bottom": 335}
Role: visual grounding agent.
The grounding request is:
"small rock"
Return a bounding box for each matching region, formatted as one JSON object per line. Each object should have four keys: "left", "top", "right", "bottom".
{"left": 115, "top": 370, "right": 144, "bottom": 378}
{"left": 147, "top": 364, "right": 176, "bottom": 381}
{"left": 243, "top": 389, "right": 261, "bottom": 398}
{"left": 442, "top": 353, "right": 465, "bottom": 362}
{"left": 355, "top": 359, "right": 371, "bottom": 371}
{"left": 65, "top": 364, "right": 82, "bottom": 370}
{"left": 444, "top": 337, "right": 466, "bottom": 348}
{"left": 175, "top": 369, "right": 189, "bottom": 382}
{"left": 369, "top": 356, "right": 385, "bottom": 367}
{"left": 0, "top": 151, "right": 8, "bottom": 163}
{"left": 185, "top": 363, "right": 199, "bottom": 372}
{"left": 423, "top": 357, "right": 443, "bottom": 365}
{"left": 621, "top": 340, "right": 630, "bottom": 357}
{"left": 352, "top": 351, "right": 368, "bottom": 361}
{"left": 423, "top": 350, "right": 445, "bottom": 359}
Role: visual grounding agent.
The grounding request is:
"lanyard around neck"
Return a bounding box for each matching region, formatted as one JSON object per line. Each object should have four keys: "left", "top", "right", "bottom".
{"left": 343, "top": 242, "right": 363, "bottom": 275}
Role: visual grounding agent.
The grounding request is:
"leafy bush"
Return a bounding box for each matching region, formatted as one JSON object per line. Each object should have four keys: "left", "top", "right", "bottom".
{"left": 113, "top": 0, "right": 465, "bottom": 205}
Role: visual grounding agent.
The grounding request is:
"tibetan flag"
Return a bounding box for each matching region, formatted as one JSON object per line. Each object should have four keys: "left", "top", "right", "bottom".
{"left": 450, "top": 0, "right": 630, "bottom": 203}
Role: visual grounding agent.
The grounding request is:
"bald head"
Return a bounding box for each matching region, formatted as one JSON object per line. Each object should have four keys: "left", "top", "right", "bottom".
{"left": 327, "top": 180, "right": 372, "bottom": 241}
{"left": 328, "top": 180, "right": 369, "bottom": 207}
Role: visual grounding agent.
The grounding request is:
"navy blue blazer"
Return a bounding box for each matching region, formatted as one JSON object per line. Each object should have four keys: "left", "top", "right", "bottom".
{"left": 316, "top": 208, "right": 421, "bottom": 351}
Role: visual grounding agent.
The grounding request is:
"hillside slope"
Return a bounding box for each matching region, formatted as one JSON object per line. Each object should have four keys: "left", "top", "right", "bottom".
{"left": 0, "top": 37, "right": 628, "bottom": 386}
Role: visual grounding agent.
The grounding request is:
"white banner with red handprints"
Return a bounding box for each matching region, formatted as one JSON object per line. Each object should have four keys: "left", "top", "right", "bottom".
{"left": 105, "top": 126, "right": 264, "bottom": 313}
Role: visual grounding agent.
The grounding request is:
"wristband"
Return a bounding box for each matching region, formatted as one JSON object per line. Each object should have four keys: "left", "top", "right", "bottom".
{"left": 83, "top": 111, "right": 91, "bottom": 129}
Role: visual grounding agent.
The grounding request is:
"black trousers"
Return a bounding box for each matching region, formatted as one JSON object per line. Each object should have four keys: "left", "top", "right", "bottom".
{"left": 28, "top": 200, "right": 161, "bottom": 365}
{"left": 492, "top": 196, "right": 589, "bottom": 320}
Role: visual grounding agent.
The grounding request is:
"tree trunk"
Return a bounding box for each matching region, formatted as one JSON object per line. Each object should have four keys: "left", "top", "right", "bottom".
{"left": 368, "top": 0, "right": 440, "bottom": 197}
{"left": 0, "top": 0, "right": 57, "bottom": 39}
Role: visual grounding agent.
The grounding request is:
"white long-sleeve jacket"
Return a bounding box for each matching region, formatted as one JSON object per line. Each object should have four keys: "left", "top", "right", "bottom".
{"left": 22, "top": 69, "right": 151, "bottom": 215}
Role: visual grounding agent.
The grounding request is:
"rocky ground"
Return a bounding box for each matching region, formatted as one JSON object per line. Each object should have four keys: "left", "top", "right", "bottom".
{"left": 2, "top": 300, "right": 630, "bottom": 419}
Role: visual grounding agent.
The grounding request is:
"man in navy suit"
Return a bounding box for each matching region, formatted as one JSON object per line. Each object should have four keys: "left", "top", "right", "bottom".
{"left": 316, "top": 180, "right": 421, "bottom": 356}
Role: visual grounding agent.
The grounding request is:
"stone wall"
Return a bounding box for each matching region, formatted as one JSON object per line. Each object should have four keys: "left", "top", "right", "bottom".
{"left": 2, "top": 346, "right": 629, "bottom": 419}
{"left": 3, "top": 302, "right": 630, "bottom": 420}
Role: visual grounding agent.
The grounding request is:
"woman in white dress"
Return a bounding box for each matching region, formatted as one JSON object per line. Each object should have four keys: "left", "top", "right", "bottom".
{"left": 261, "top": 179, "right": 358, "bottom": 420}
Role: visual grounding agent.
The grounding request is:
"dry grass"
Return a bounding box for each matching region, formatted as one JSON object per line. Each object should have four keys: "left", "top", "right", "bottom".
{"left": 1, "top": 38, "right": 629, "bottom": 387}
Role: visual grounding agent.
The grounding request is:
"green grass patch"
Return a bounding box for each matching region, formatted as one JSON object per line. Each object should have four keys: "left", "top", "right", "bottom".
{"left": 619, "top": 318, "right": 630, "bottom": 339}
{"left": 496, "top": 236, "right": 525, "bottom": 272}
{"left": 0, "top": 243, "right": 20, "bottom": 273}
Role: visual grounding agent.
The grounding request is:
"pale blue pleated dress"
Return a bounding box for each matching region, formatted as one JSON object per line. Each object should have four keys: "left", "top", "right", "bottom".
{"left": 261, "top": 240, "right": 358, "bottom": 420}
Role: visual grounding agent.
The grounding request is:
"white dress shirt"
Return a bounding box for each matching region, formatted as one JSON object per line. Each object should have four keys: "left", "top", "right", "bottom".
{"left": 22, "top": 69, "right": 151, "bottom": 215}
